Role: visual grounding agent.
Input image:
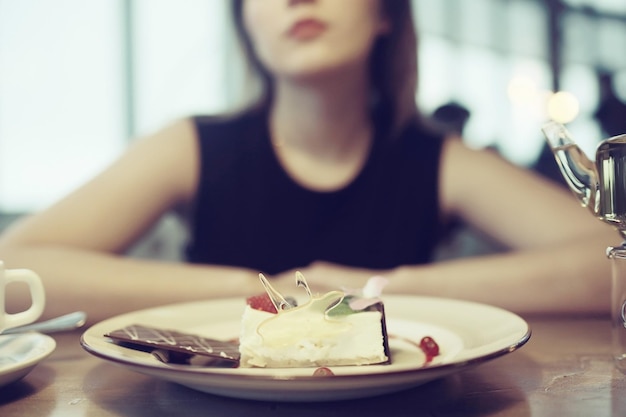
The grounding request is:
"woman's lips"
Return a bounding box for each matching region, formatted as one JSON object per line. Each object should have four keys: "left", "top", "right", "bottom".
{"left": 287, "top": 19, "right": 328, "bottom": 40}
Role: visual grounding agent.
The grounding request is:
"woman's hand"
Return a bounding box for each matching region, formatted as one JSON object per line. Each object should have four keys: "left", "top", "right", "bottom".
{"left": 271, "top": 261, "right": 389, "bottom": 295}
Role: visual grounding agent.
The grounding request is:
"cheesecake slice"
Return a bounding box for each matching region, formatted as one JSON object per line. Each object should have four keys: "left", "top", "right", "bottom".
{"left": 238, "top": 273, "right": 390, "bottom": 368}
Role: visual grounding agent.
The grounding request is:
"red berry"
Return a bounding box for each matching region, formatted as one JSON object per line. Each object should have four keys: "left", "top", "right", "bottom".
{"left": 419, "top": 336, "right": 439, "bottom": 362}
{"left": 246, "top": 293, "right": 278, "bottom": 314}
{"left": 313, "top": 367, "right": 334, "bottom": 376}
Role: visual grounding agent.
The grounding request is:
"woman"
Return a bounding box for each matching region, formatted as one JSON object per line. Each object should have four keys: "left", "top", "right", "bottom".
{"left": 0, "top": 0, "right": 616, "bottom": 323}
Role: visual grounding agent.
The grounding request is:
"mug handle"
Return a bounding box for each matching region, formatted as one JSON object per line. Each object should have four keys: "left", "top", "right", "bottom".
{"left": 4, "top": 268, "right": 46, "bottom": 329}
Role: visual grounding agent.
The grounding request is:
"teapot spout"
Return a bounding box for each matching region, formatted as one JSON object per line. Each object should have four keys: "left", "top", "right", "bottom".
{"left": 542, "top": 121, "right": 600, "bottom": 215}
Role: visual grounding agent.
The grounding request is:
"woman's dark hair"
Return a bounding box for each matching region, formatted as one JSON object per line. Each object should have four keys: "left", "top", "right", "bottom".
{"left": 231, "top": 0, "right": 419, "bottom": 135}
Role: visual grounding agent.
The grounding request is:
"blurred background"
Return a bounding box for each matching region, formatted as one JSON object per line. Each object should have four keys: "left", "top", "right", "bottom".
{"left": 1, "top": 0, "right": 625, "bottom": 251}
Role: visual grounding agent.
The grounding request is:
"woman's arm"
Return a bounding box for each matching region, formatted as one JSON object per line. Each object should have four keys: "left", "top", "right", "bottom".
{"left": 285, "top": 138, "right": 618, "bottom": 315}
{"left": 0, "top": 119, "right": 263, "bottom": 324}
{"left": 434, "top": 137, "right": 617, "bottom": 314}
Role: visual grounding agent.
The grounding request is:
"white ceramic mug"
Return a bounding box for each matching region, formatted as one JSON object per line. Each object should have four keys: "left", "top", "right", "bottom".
{"left": 0, "top": 261, "right": 45, "bottom": 332}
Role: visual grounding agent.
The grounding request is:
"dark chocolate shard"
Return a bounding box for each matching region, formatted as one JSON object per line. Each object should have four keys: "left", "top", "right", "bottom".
{"left": 105, "top": 324, "right": 240, "bottom": 365}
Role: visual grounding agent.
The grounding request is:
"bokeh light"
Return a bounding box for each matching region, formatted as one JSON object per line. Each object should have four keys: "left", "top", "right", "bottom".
{"left": 547, "top": 91, "right": 581, "bottom": 123}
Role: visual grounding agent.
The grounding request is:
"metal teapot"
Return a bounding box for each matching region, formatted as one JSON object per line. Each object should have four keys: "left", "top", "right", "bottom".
{"left": 542, "top": 121, "right": 626, "bottom": 239}
{"left": 543, "top": 121, "right": 626, "bottom": 373}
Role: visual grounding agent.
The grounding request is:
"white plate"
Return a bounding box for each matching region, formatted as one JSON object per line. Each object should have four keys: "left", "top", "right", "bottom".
{"left": 80, "top": 295, "right": 530, "bottom": 402}
{"left": 0, "top": 333, "right": 56, "bottom": 388}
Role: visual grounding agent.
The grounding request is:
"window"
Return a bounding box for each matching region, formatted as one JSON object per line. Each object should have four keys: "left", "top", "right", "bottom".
{"left": 414, "top": 0, "right": 552, "bottom": 166}
{"left": 0, "top": 0, "right": 233, "bottom": 212}
{"left": 0, "top": 0, "right": 125, "bottom": 211}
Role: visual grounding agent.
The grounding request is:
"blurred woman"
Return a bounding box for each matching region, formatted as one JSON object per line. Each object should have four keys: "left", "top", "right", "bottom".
{"left": 0, "top": 0, "right": 616, "bottom": 322}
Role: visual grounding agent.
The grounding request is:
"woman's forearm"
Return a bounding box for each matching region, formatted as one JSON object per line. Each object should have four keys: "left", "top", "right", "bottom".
{"left": 0, "top": 245, "right": 260, "bottom": 325}
{"left": 389, "top": 235, "right": 612, "bottom": 315}
{"left": 288, "top": 232, "right": 613, "bottom": 316}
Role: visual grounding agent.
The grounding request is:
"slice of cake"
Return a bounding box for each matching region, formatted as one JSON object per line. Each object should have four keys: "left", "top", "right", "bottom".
{"left": 238, "top": 273, "right": 390, "bottom": 368}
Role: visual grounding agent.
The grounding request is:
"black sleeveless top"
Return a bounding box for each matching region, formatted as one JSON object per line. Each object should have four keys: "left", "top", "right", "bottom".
{"left": 186, "top": 107, "right": 444, "bottom": 275}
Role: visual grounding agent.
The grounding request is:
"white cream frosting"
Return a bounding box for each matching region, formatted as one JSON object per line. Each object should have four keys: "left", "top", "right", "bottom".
{"left": 239, "top": 290, "right": 388, "bottom": 368}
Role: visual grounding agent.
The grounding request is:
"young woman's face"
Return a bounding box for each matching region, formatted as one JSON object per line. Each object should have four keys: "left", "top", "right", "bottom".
{"left": 242, "top": 0, "right": 389, "bottom": 82}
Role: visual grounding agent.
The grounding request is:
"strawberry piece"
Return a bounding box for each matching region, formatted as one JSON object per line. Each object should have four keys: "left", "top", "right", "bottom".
{"left": 246, "top": 293, "right": 278, "bottom": 314}
{"left": 420, "top": 336, "right": 440, "bottom": 363}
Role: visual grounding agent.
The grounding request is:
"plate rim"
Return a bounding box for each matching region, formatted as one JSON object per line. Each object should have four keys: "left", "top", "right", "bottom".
{"left": 80, "top": 295, "right": 531, "bottom": 382}
{"left": 0, "top": 332, "right": 57, "bottom": 386}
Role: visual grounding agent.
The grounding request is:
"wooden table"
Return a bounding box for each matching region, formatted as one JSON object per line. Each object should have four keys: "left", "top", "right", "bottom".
{"left": 1, "top": 316, "right": 625, "bottom": 417}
